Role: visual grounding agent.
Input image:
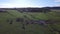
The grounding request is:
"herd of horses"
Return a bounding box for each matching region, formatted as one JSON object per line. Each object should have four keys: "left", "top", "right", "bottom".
{"left": 7, "top": 17, "right": 60, "bottom": 34}
{"left": 7, "top": 17, "right": 54, "bottom": 30}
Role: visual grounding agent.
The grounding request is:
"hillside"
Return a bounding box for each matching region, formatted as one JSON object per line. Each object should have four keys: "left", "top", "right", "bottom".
{"left": 0, "top": 10, "right": 60, "bottom": 34}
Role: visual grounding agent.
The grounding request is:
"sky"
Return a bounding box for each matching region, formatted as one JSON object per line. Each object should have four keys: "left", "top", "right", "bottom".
{"left": 0, "top": 0, "right": 60, "bottom": 8}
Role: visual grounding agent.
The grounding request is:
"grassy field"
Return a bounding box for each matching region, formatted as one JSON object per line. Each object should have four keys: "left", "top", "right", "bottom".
{"left": 0, "top": 10, "right": 60, "bottom": 34}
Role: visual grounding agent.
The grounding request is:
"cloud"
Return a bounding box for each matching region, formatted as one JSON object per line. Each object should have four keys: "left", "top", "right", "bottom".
{"left": 0, "top": 3, "right": 43, "bottom": 8}
{"left": 54, "top": 0, "right": 60, "bottom": 2}
{"left": 55, "top": 4, "right": 60, "bottom": 6}
{"left": 0, "top": 0, "right": 44, "bottom": 8}
{"left": 0, "top": 0, "right": 33, "bottom": 8}
{"left": 0, "top": 3, "right": 16, "bottom": 8}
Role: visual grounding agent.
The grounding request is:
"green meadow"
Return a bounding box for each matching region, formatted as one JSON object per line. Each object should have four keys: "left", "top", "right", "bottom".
{"left": 0, "top": 10, "right": 60, "bottom": 34}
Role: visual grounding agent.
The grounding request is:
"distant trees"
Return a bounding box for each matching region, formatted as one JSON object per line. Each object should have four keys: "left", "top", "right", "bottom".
{"left": 0, "top": 10, "right": 7, "bottom": 13}
{"left": 43, "top": 8, "right": 51, "bottom": 13}
{"left": 17, "top": 8, "right": 51, "bottom": 13}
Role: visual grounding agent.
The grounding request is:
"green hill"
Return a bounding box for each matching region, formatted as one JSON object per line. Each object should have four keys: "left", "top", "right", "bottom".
{"left": 0, "top": 10, "right": 60, "bottom": 34}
